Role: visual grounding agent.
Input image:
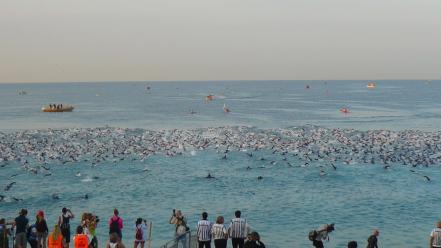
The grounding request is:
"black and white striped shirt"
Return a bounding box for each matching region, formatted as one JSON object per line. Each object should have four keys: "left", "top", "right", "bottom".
{"left": 228, "top": 218, "right": 250, "bottom": 239}
{"left": 211, "top": 223, "right": 227, "bottom": 240}
{"left": 197, "top": 220, "right": 212, "bottom": 241}
{"left": 431, "top": 228, "right": 441, "bottom": 247}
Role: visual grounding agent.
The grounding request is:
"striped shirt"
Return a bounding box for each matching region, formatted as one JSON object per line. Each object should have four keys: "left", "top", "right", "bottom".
{"left": 197, "top": 220, "right": 212, "bottom": 241}
{"left": 228, "top": 218, "right": 250, "bottom": 239}
{"left": 431, "top": 228, "right": 441, "bottom": 247}
{"left": 211, "top": 223, "right": 228, "bottom": 240}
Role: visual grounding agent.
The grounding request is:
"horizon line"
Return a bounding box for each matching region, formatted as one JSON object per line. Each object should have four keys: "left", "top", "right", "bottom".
{"left": 0, "top": 78, "right": 439, "bottom": 84}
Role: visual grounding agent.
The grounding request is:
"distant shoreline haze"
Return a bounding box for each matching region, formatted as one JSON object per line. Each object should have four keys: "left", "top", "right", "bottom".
{"left": 1, "top": 1, "right": 440, "bottom": 83}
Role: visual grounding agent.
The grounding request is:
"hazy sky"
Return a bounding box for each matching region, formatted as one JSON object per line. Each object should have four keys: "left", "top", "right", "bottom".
{"left": 1, "top": 0, "right": 440, "bottom": 83}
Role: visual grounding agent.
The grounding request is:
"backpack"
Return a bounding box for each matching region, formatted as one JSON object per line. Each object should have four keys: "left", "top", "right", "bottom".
{"left": 109, "top": 217, "right": 120, "bottom": 234}
{"left": 308, "top": 230, "right": 318, "bottom": 241}
{"left": 135, "top": 226, "right": 143, "bottom": 240}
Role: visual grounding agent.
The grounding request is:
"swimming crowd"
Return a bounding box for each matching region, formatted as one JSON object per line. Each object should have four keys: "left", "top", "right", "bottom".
{"left": 2, "top": 125, "right": 441, "bottom": 170}
{"left": 2, "top": 208, "right": 441, "bottom": 248}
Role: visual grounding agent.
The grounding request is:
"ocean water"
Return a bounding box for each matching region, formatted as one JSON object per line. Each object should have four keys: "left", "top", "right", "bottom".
{"left": 1, "top": 80, "right": 441, "bottom": 248}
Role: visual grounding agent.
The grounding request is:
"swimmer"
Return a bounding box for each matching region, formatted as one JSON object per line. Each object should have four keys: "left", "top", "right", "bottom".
{"left": 223, "top": 103, "right": 230, "bottom": 113}
{"left": 206, "top": 173, "right": 215, "bottom": 179}
{"left": 4, "top": 182, "right": 16, "bottom": 191}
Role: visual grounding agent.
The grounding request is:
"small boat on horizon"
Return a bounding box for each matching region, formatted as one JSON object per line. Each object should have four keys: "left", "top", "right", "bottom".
{"left": 205, "top": 94, "right": 215, "bottom": 101}
{"left": 366, "top": 82, "right": 376, "bottom": 89}
{"left": 340, "top": 107, "right": 350, "bottom": 114}
{"left": 42, "top": 104, "right": 74, "bottom": 112}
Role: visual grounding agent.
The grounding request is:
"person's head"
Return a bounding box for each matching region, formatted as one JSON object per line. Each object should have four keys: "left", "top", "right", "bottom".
{"left": 175, "top": 210, "right": 182, "bottom": 217}
{"left": 114, "top": 209, "right": 119, "bottom": 216}
{"left": 62, "top": 207, "right": 67, "bottom": 214}
{"left": 235, "top": 210, "right": 241, "bottom": 218}
{"left": 216, "top": 216, "right": 224, "bottom": 224}
{"left": 76, "top": 225, "right": 83, "bottom": 234}
{"left": 373, "top": 229, "right": 380, "bottom": 236}
{"left": 251, "top": 231, "right": 260, "bottom": 241}
{"left": 0, "top": 218, "right": 5, "bottom": 225}
{"left": 202, "top": 212, "right": 208, "bottom": 220}
{"left": 247, "top": 233, "right": 253, "bottom": 241}
{"left": 347, "top": 241, "right": 357, "bottom": 248}
{"left": 109, "top": 233, "right": 119, "bottom": 243}
{"left": 37, "top": 210, "right": 45, "bottom": 220}
{"left": 437, "top": 221, "right": 441, "bottom": 228}
{"left": 20, "top": 208, "right": 28, "bottom": 216}
{"left": 136, "top": 218, "right": 142, "bottom": 225}
{"left": 326, "top": 223, "right": 335, "bottom": 232}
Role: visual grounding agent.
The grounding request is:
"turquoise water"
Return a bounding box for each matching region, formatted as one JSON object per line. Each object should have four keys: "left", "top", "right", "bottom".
{"left": 1, "top": 80, "right": 441, "bottom": 247}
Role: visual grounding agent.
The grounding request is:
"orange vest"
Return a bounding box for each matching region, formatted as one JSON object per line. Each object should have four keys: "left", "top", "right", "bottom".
{"left": 74, "top": 234, "right": 89, "bottom": 248}
{"left": 48, "top": 233, "right": 63, "bottom": 248}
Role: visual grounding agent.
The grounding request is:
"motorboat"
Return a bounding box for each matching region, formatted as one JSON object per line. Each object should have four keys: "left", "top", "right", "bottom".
{"left": 205, "top": 94, "right": 215, "bottom": 101}
{"left": 42, "top": 104, "right": 74, "bottom": 112}
{"left": 366, "top": 82, "right": 376, "bottom": 89}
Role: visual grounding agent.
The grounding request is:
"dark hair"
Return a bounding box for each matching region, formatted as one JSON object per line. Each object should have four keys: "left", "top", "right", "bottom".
{"left": 20, "top": 209, "right": 28, "bottom": 216}
{"left": 251, "top": 231, "right": 260, "bottom": 241}
{"left": 136, "top": 218, "right": 142, "bottom": 225}
{"left": 114, "top": 209, "right": 119, "bottom": 216}
{"left": 76, "top": 225, "right": 83, "bottom": 234}
{"left": 0, "top": 218, "right": 5, "bottom": 224}
{"left": 202, "top": 212, "right": 208, "bottom": 220}
{"left": 347, "top": 241, "right": 357, "bottom": 248}
{"left": 235, "top": 210, "right": 241, "bottom": 218}
{"left": 62, "top": 208, "right": 67, "bottom": 214}
{"left": 327, "top": 223, "right": 335, "bottom": 232}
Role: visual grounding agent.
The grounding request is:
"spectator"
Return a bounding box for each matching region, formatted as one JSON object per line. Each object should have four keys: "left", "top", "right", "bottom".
{"left": 430, "top": 221, "right": 441, "bottom": 248}
{"left": 169, "top": 209, "right": 188, "bottom": 248}
{"left": 0, "top": 218, "right": 11, "bottom": 248}
{"left": 367, "top": 229, "right": 379, "bottom": 248}
{"left": 14, "top": 209, "right": 29, "bottom": 248}
{"left": 228, "top": 210, "right": 250, "bottom": 248}
{"left": 133, "top": 218, "right": 148, "bottom": 248}
{"left": 211, "top": 216, "right": 228, "bottom": 248}
{"left": 106, "top": 232, "right": 126, "bottom": 248}
{"left": 109, "top": 209, "right": 123, "bottom": 240}
{"left": 73, "top": 226, "right": 88, "bottom": 248}
{"left": 47, "top": 225, "right": 63, "bottom": 248}
{"left": 196, "top": 212, "right": 212, "bottom": 248}
{"left": 347, "top": 240, "right": 357, "bottom": 248}
{"left": 36, "top": 210, "right": 49, "bottom": 248}
{"left": 313, "top": 224, "right": 334, "bottom": 248}
{"left": 58, "top": 207, "right": 74, "bottom": 248}
{"left": 244, "top": 231, "right": 265, "bottom": 248}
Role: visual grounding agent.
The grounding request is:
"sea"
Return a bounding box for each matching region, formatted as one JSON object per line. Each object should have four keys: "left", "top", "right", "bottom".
{"left": 1, "top": 80, "right": 441, "bottom": 248}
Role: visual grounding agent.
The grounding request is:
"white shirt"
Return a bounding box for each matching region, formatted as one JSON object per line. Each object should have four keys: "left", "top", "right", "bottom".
{"left": 211, "top": 223, "right": 227, "bottom": 240}
{"left": 134, "top": 223, "right": 147, "bottom": 241}
{"left": 431, "top": 228, "right": 441, "bottom": 247}
{"left": 197, "top": 220, "right": 212, "bottom": 241}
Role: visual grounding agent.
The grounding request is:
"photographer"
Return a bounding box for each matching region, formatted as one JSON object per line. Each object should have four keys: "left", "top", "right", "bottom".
{"left": 169, "top": 209, "right": 188, "bottom": 248}
{"left": 313, "top": 224, "right": 334, "bottom": 248}
{"left": 133, "top": 218, "right": 148, "bottom": 248}
{"left": 58, "top": 207, "right": 74, "bottom": 248}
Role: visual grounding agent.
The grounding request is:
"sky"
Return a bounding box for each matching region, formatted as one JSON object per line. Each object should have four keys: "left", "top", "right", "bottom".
{"left": 1, "top": 0, "right": 440, "bottom": 83}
